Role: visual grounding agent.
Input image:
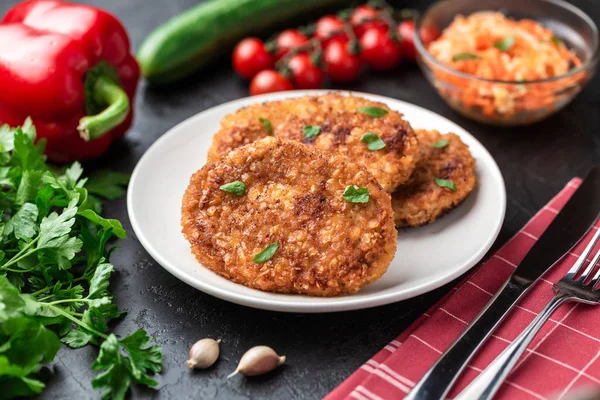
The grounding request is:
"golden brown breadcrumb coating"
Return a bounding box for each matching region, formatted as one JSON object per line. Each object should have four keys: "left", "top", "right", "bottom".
{"left": 207, "top": 93, "right": 418, "bottom": 192}
{"left": 182, "top": 137, "right": 397, "bottom": 296}
{"left": 392, "top": 129, "right": 477, "bottom": 228}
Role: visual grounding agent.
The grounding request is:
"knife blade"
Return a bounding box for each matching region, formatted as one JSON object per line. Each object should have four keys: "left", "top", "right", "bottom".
{"left": 405, "top": 166, "right": 600, "bottom": 400}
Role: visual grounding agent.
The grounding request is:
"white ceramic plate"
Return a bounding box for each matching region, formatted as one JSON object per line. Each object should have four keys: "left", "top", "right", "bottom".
{"left": 128, "top": 90, "right": 506, "bottom": 313}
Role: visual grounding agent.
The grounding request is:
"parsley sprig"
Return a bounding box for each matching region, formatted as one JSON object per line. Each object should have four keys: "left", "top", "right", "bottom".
{"left": 0, "top": 119, "right": 161, "bottom": 399}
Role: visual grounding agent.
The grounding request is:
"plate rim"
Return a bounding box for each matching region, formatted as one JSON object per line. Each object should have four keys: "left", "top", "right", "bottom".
{"left": 127, "top": 89, "right": 506, "bottom": 313}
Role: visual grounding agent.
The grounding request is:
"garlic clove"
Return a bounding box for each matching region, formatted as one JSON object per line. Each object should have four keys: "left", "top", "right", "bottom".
{"left": 186, "top": 338, "right": 221, "bottom": 369}
{"left": 227, "top": 345, "right": 285, "bottom": 378}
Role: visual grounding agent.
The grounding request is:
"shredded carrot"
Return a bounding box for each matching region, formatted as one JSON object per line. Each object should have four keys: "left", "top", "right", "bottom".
{"left": 426, "top": 12, "right": 585, "bottom": 122}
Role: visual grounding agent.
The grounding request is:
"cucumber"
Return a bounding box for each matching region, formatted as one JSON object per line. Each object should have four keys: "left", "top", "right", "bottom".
{"left": 137, "top": 0, "right": 344, "bottom": 84}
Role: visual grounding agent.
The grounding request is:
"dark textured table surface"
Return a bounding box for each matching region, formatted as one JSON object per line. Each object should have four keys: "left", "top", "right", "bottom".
{"left": 5, "top": 0, "right": 598, "bottom": 398}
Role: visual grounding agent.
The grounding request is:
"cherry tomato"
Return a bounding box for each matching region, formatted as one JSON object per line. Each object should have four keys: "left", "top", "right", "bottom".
{"left": 249, "top": 70, "right": 294, "bottom": 96}
{"left": 232, "top": 38, "right": 274, "bottom": 79}
{"left": 350, "top": 5, "right": 386, "bottom": 38}
{"left": 288, "top": 53, "right": 324, "bottom": 89}
{"left": 323, "top": 38, "right": 362, "bottom": 82}
{"left": 359, "top": 27, "right": 401, "bottom": 71}
{"left": 315, "top": 15, "right": 345, "bottom": 43}
{"left": 275, "top": 29, "right": 309, "bottom": 60}
{"left": 397, "top": 20, "right": 440, "bottom": 61}
{"left": 421, "top": 24, "right": 440, "bottom": 47}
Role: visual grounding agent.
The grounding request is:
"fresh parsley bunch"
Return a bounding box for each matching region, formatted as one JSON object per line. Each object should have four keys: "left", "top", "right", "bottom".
{"left": 0, "top": 119, "right": 162, "bottom": 399}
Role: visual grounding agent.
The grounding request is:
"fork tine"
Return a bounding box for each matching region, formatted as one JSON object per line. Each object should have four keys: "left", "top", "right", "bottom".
{"left": 584, "top": 245, "right": 600, "bottom": 287}
{"left": 568, "top": 226, "right": 600, "bottom": 277}
{"left": 578, "top": 232, "right": 600, "bottom": 283}
{"left": 588, "top": 244, "right": 600, "bottom": 287}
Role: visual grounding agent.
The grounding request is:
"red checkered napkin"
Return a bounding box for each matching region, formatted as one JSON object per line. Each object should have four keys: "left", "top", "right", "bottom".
{"left": 326, "top": 178, "right": 600, "bottom": 400}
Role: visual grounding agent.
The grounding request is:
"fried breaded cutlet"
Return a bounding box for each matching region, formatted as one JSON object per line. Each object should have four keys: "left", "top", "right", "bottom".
{"left": 207, "top": 93, "right": 419, "bottom": 192}
{"left": 392, "top": 129, "right": 477, "bottom": 228}
{"left": 182, "top": 137, "right": 397, "bottom": 296}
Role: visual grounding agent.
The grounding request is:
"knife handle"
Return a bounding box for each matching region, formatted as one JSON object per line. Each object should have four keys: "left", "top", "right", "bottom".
{"left": 404, "top": 279, "right": 526, "bottom": 400}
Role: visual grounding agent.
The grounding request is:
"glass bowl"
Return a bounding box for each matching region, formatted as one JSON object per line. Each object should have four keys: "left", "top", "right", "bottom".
{"left": 415, "top": 0, "right": 599, "bottom": 126}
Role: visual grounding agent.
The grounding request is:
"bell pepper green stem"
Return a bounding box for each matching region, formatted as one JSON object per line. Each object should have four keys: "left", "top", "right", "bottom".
{"left": 78, "top": 75, "right": 129, "bottom": 141}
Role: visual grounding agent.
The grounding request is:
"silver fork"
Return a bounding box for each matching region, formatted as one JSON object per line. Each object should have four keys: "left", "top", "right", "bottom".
{"left": 456, "top": 224, "right": 600, "bottom": 400}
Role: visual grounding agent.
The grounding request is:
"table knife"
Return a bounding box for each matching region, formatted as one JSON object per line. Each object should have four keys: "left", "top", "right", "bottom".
{"left": 405, "top": 166, "right": 600, "bottom": 400}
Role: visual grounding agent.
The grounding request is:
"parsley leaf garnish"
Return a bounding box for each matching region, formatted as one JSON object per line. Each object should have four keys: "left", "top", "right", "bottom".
{"left": 452, "top": 53, "right": 480, "bottom": 62}
{"left": 253, "top": 243, "right": 279, "bottom": 264}
{"left": 4, "top": 202, "right": 38, "bottom": 240}
{"left": 85, "top": 170, "right": 130, "bottom": 200}
{"left": 435, "top": 178, "right": 457, "bottom": 191}
{"left": 432, "top": 139, "right": 449, "bottom": 148}
{"left": 358, "top": 107, "right": 388, "bottom": 118}
{"left": 551, "top": 36, "right": 562, "bottom": 46}
{"left": 220, "top": 181, "right": 246, "bottom": 196}
{"left": 0, "top": 124, "right": 15, "bottom": 153}
{"left": 360, "top": 132, "right": 386, "bottom": 151}
{"left": 91, "top": 331, "right": 162, "bottom": 399}
{"left": 61, "top": 329, "right": 94, "bottom": 349}
{"left": 37, "top": 199, "right": 78, "bottom": 249}
{"left": 0, "top": 275, "right": 61, "bottom": 397}
{"left": 12, "top": 124, "right": 47, "bottom": 172}
{"left": 0, "top": 120, "right": 161, "bottom": 400}
{"left": 88, "top": 263, "right": 114, "bottom": 299}
{"left": 259, "top": 118, "right": 273, "bottom": 134}
{"left": 343, "top": 185, "right": 369, "bottom": 203}
{"left": 493, "top": 36, "right": 515, "bottom": 52}
{"left": 303, "top": 125, "right": 321, "bottom": 139}
{"left": 15, "top": 170, "right": 44, "bottom": 205}
{"left": 78, "top": 209, "right": 126, "bottom": 239}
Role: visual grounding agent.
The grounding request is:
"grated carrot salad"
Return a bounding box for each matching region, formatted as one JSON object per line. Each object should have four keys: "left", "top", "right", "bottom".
{"left": 426, "top": 12, "right": 584, "bottom": 122}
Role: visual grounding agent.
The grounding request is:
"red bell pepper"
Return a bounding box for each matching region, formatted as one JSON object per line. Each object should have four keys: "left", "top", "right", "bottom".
{"left": 0, "top": 0, "right": 139, "bottom": 163}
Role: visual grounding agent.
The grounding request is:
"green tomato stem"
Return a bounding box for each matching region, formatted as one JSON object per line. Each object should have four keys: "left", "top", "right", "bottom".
{"left": 78, "top": 75, "right": 130, "bottom": 142}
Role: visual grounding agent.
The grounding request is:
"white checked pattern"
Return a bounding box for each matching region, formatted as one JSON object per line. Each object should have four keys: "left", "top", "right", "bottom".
{"left": 327, "top": 178, "right": 600, "bottom": 400}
